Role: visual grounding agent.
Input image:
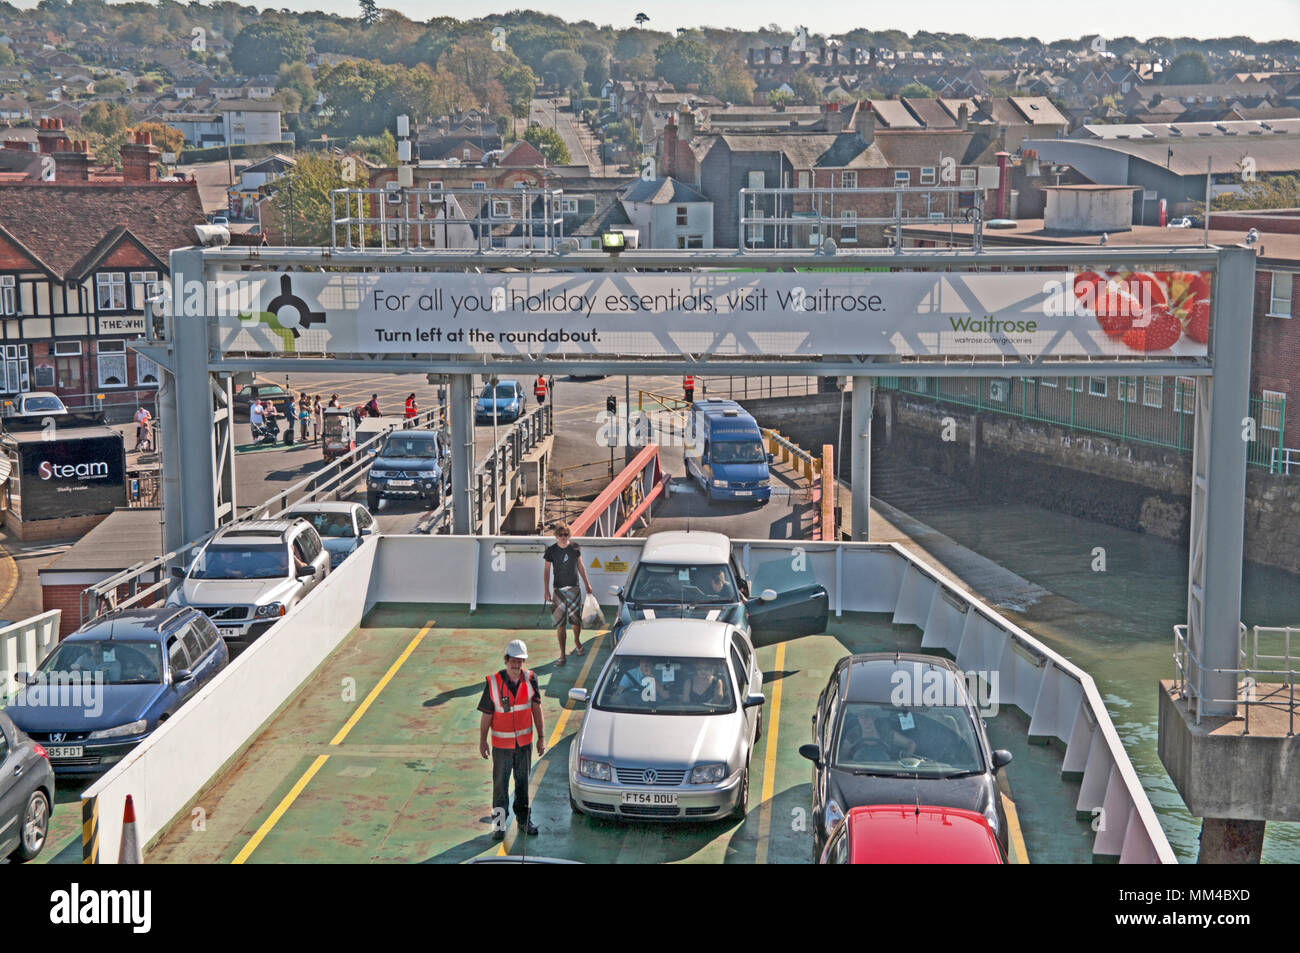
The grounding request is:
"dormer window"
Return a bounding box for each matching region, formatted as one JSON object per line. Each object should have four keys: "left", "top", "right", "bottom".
{"left": 0, "top": 275, "right": 15, "bottom": 316}
{"left": 96, "top": 272, "right": 126, "bottom": 311}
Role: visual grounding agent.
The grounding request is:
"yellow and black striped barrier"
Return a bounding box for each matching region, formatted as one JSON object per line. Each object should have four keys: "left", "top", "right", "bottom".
{"left": 81, "top": 795, "right": 98, "bottom": 864}
{"left": 762, "top": 428, "right": 822, "bottom": 487}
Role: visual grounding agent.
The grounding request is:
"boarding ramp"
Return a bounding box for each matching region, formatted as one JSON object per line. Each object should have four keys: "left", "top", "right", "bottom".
{"left": 0, "top": 611, "right": 62, "bottom": 703}
{"left": 81, "top": 534, "right": 1175, "bottom": 864}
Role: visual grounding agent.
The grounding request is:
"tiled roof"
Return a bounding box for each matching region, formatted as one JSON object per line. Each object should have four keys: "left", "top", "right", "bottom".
{"left": 0, "top": 182, "right": 204, "bottom": 277}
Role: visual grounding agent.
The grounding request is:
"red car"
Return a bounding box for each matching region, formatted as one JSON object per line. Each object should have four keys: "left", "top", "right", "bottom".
{"left": 819, "top": 805, "right": 1006, "bottom": 864}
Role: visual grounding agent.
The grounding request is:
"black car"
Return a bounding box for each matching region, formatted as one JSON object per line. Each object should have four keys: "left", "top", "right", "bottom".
{"left": 366, "top": 429, "right": 450, "bottom": 510}
{"left": 233, "top": 382, "right": 291, "bottom": 421}
{"left": 0, "top": 710, "right": 55, "bottom": 862}
{"left": 800, "top": 653, "right": 1013, "bottom": 857}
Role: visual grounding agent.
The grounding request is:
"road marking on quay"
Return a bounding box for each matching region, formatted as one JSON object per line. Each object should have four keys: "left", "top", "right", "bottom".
{"left": 754, "top": 641, "right": 787, "bottom": 865}
{"left": 497, "top": 631, "right": 606, "bottom": 857}
{"left": 231, "top": 620, "right": 434, "bottom": 864}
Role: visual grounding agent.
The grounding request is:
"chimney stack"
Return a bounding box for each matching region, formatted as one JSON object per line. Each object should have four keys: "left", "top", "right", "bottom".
{"left": 662, "top": 115, "right": 677, "bottom": 180}
{"left": 36, "top": 116, "right": 70, "bottom": 154}
{"left": 677, "top": 103, "right": 696, "bottom": 140}
{"left": 121, "top": 129, "right": 160, "bottom": 183}
{"left": 854, "top": 101, "right": 875, "bottom": 142}
{"left": 54, "top": 136, "right": 91, "bottom": 181}
{"left": 823, "top": 102, "right": 844, "bottom": 134}
{"left": 958, "top": 103, "right": 969, "bottom": 131}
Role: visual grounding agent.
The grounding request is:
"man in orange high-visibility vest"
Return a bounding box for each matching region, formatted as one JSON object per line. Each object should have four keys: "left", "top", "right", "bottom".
{"left": 478, "top": 639, "right": 545, "bottom": 840}
{"left": 683, "top": 374, "right": 695, "bottom": 404}
{"left": 534, "top": 375, "right": 547, "bottom": 406}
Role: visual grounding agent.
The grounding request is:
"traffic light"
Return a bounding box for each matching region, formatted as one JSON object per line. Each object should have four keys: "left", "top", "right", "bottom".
{"left": 606, "top": 395, "right": 617, "bottom": 415}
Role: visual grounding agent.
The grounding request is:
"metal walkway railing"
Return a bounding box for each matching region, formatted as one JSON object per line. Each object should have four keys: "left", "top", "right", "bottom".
{"left": 1173, "top": 623, "right": 1300, "bottom": 734}
{"left": 570, "top": 444, "right": 667, "bottom": 538}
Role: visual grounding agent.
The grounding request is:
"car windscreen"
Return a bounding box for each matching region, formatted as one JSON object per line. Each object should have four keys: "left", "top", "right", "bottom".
{"left": 382, "top": 437, "right": 438, "bottom": 458}
{"left": 833, "top": 702, "right": 985, "bottom": 777}
{"left": 593, "top": 656, "right": 735, "bottom": 714}
{"left": 479, "top": 384, "right": 517, "bottom": 399}
{"left": 626, "top": 562, "right": 737, "bottom": 603}
{"left": 286, "top": 511, "right": 355, "bottom": 538}
{"left": 189, "top": 543, "right": 288, "bottom": 580}
{"left": 711, "top": 440, "right": 766, "bottom": 464}
{"left": 39, "top": 639, "right": 163, "bottom": 685}
{"left": 23, "top": 396, "right": 63, "bottom": 412}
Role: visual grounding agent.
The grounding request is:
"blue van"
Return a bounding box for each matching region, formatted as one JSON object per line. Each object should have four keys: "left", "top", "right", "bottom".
{"left": 684, "top": 400, "right": 773, "bottom": 503}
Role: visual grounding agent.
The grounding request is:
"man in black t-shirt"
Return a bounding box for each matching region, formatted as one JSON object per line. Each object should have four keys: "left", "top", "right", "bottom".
{"left": 543, "top": 522, "right": 593, "bottom": 667}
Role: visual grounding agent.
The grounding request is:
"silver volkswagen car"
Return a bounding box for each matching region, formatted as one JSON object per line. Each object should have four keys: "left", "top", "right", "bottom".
{"left": 567, "top": 619, "right": 765, "bottom": 822}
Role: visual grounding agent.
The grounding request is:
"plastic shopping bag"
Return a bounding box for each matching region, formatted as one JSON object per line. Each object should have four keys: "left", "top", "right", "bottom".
{"left": 582, "top": 593, "right": 605, "bottom": 629}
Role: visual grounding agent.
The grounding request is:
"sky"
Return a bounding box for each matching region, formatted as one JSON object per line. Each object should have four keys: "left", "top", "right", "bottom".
{"left": 9, "top": 0, "right": 1300, "bottom": 42}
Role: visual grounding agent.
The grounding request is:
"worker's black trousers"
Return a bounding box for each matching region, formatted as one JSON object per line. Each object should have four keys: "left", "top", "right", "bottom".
{"left": 491, "top": 744, "right": 532, "bottom": 829}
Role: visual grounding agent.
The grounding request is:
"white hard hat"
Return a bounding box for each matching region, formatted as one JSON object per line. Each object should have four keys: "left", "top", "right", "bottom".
{"left": 505, "top": 639, "right": 528, "bottom": 659}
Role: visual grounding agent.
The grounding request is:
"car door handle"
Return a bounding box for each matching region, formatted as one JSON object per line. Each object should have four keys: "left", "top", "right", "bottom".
{"left": 13, "top": 764, "right": 22, "bottom": 777}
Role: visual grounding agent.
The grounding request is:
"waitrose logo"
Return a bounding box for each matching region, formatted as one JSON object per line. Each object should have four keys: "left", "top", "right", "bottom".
{"left": 38, "top": 460, "right": 109, "bottom": 480}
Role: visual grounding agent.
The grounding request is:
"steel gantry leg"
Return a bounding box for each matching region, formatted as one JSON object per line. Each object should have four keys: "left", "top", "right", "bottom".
{"left": 850, "top": 377, "right": 873, "bottom": 541}
{"left": 1187, "top": 246, "right": 1254, "bottom": 718}
{"left": 450, "top": 373, "right": 474, "bottom": 535}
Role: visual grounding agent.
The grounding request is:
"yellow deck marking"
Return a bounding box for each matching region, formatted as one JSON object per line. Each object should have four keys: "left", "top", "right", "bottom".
{"left": 497, "top": 632, "right": 605, "bottom": 856}
{"left": 232, "top": 621, "right": 434, "bottom": 864}
{"left": 754, "top": 641, "right": 787, "bottom": 865}
{"left": 996, "top": 769, "right": 1029, "bottom": 864}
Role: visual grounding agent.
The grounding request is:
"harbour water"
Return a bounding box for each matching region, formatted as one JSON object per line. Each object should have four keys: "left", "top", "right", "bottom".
{"left": 911, "top": 501, "right": 1300, "bottom": 863}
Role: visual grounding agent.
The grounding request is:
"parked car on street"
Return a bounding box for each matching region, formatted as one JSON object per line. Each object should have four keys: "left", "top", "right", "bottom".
{"left": 800, "top": 652, "right": 1013, "bottom": 857}
{"left": 5, "top": 392, "right": 68, "bottom": 417}
{"left": 818, "top": 804, "right": 1006, "bottom": 864}
{"left": 568, "top": 619, "right": 765, "bottom": 822}
{"left": 167, "top": 519, "right": 330, "bottom": 645}
{"left": 5, "top": 607, "right": 229, "bottom": 777}
{"left": 0, "top": 710, "right": 54, "bottom": 861}
{"left": 609, "top": 531, "right": 828, "bottom": 646}
{"left": 366, "top": 429, "right": 450, "bottom": 510}
{"left": 233, "top": 382, "right": 292, "bottom": 421}
{"left": 282, "top": 501, "right": 377, "bottom": 568}
{"left": 475, "top": 380, "right": 526, "bottom": 424}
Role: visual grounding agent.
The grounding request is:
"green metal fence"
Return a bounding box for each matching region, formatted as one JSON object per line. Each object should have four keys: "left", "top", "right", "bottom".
{"left": 876, "top": 376, "right": 1288, "bottom": 472}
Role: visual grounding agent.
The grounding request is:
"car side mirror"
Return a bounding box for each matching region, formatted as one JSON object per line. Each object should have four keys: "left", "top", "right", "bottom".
{"left": 173, "top": 668, "right": 193, "bottom": 682}
{"left": 743, "top": 691, "right": 765, "bottom": 709}
{"left": 759, "top": 589, "right": 777, "bottom": 603}
{"left": 798, "top": 743, "right": 821, "bottom": 766}
{"left": 297, "top": 569, "right": 315, "bottom": 580}
{"left": 992, "top": 749, "right": 1013, "bottom": 771}
{"left": 13, "top": 670, "right": 30, "bottom": 686}
{"left": 171, "top": 566, "right": 186, "bottom": 579}
{"left": 568, "top": 688, "right": 588, "bottom": 704}
{"left": 609, "top": 584, "right": 624, "bottom": 598}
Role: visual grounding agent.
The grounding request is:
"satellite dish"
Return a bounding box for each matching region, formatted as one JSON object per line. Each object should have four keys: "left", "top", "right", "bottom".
{"left": 1245, "top": 228, "right": 1260, "bottom": 245}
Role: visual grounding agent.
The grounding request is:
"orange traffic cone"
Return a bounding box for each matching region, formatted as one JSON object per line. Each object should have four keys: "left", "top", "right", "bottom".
{"left": 118, "top": 794, "right": 142, "bottom": 864}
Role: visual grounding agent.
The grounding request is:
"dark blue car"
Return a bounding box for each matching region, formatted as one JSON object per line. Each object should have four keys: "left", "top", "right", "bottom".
{"left": 5, "top": 607, "right": 230, "bottom": 776}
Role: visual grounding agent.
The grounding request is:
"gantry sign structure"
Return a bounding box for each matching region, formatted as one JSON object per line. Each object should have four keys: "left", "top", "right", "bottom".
{"left": 138, "top": 243, "right": 1253, "bottom": 720}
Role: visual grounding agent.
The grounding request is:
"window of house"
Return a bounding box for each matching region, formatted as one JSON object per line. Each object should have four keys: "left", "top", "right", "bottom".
{"left": 920, "top": 167, "right": 936, "bottom": 185}
{"left": 1118, "top": 377, "right": 1138, "bottom": 403}
{"left": 136, "top": 351, "right": 159, "bottom": 386}
{"left": 1065, "top": 377, "right": 1084, "bottom": 392}
{"left": 747, "top": 170, "right": 765, "bottom": 189}
{"left": 840, "top": 211, "right": 857, "bottom": 243}
{"left": 1176, "top": 376, "right": 1196, "bottom": 414}
{"left": 960, "top": 168, "right": 977, "bottom": 186}
{"left": 491, "top": 200, "right": 510, "bottom": 217}
{"left": 471, "top": 181, "right": 486, "bottom": 190}
{"left": 894, "top": 170, "right": 910, "bottom": 185}
{"left": 129, "top": 270, "right": 159, "bottom": 310}
{"left": 1089, "top": 377, "right": 1107, "bottom": 397}
{"left": 797, "top": 171, "right": 810, "bottom": 189}
{"left": 462, "top": 148, "right": 471, "bottom": 160}
{"left": 97, "top": 339, "right": 127, "bottom": 387}
{"left": 96, "top": 272, "right": 126, "bottom": 311}
{"left": 53, "top": 340, "right": 80, "bottom": 391}
{"left": 0, "top": 343, "right": 27, "bottom": 393}
{"left": 0, "top": 275, "right": 14, "bottom": 315}
{"left": 841, "top": 171, "right": 857, "bottom": 189}
{"left": 1143, "top": 378, "right": 1163, "bottom": 408}
{"left": 676, "top": 206, "right": 688, "bottom": 226}
{"left": 1261, "top": 390, "right": 1285, "bottom": 433}
{"left": 560, "top": 198, "right": 578, "bottom": 213}
{"left": 1040, "top": 377, "right": 1058, "bottom": 388}
{"left": 676, "top": 235, "right": 704, "bottom": 249}
{"left": 1269, "top": 272, "right": 1293, "bottom": 317}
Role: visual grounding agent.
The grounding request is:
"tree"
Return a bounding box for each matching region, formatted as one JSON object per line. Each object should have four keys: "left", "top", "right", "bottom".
{"left": 898, "top": 81, "right": 934, "bottom": 98}
{"left": 131, "top": 121, "right": 184, "bottom": 156}
{"left": 271, "top": 151, "right": 353, "bottom": 247}
{"left": 621, "top": 53, "right": 656, "bottom": 81}
{"left": 1212, "top": 174, "right": 1300, "bottom": 211}
{"left": 0, "top": 44, "right": 14, "bottom": 67}
{"left": 577, "top": 41, "right": 610, "bottom": 89}
{"left": 541, "top": 49, "right": 585, "bottom": 91}
{"left": 635, "top": 12, "right": 648, "bottom": 28}
{"left": 349, "top": 129, "right": 397, "bottom": 166}
{"left": 82, "top": 101, "right": 130, "bottom": 138}
{"left": 1164, "top": 51, "right": 1213, "bottom": 85}
{"left": 522, "top": 124, "right": 570, "bottom": 164}
{"left": 278, "top": 61, "right": 316, "bottom": 109}
{"left": 714, "top": 52, "right": 756, "bottom": 105}
{"left": 790, "top": 72, "right": 821, "bottom": 105}
{"left": 500, "top": 64, "right": 538, "bottom": 119}
{"left": 358, "top": 0, "right": 379, "bottom": 28}
{"left": 654, "top": 36, "right": 715, "bottom": 89}
{"left": 232, "top": 20, "right": 308, "bottom": 75}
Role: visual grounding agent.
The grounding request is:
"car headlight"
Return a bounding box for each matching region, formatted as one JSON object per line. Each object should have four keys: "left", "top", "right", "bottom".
{"left": 689, "top": 763, "right": 727, "bottom": 784}
{"left": 370, "top": 470, "right": 387, "bottom": 480}
{"left": 713, "top": 479, "right": 729, "bottom": 488}
{"left": 824, "top": 799, "right": 844, "bottom": 832}
{"left": 983, "top": 801, "right": 1000, "bottom": 835}
{"left": 578, "top": 758, "right": 612, "bottom": 781}
{"left": 88, "top": 719, "right": 148, "bottom": 740}
{"left": 255, "top": 602, "right": 286, "bottom": 618}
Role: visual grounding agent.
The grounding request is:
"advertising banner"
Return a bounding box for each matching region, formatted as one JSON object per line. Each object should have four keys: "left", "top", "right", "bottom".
{"left": 211, "top": 269, "right": 1212, "bottom": 360}
{"left": 18, "top": 435, "right": 127, "bottom": 521}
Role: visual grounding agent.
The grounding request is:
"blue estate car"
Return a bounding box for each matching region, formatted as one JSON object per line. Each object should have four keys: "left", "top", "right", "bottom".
{"left": 6, "top": 607, "right": 229, "bottom": 776}
{"left": 475, "top": 380, "right": 526, "bottom": 424}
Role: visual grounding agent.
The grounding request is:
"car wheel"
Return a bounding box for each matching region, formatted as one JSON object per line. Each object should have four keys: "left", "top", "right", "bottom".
{"left": 367, "top": 491, "right": 380, "bottom": 511}
{"left": 13, "top": 789, "right": 49, "bottom": 862}
{"left": 755, "top": 709, "right": 763, "bottom": 743}
{"left": 426, "top": 486, "right": 440, "bottom": 509}
{"left": 731, "top": 762, "right": 750, "bottom": 820}
{"left": 569, "top": 792, "right": 581, "bottom": 814}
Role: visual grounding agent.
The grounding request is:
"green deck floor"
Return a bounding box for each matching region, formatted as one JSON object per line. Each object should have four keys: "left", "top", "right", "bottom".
{"left": 145, "top": 603, "right": 1094, "bottom": 864}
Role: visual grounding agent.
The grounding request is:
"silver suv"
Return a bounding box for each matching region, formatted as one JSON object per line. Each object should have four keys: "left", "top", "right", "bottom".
{"left": 167, "top": 519, "right": 330, "bottom": 645}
